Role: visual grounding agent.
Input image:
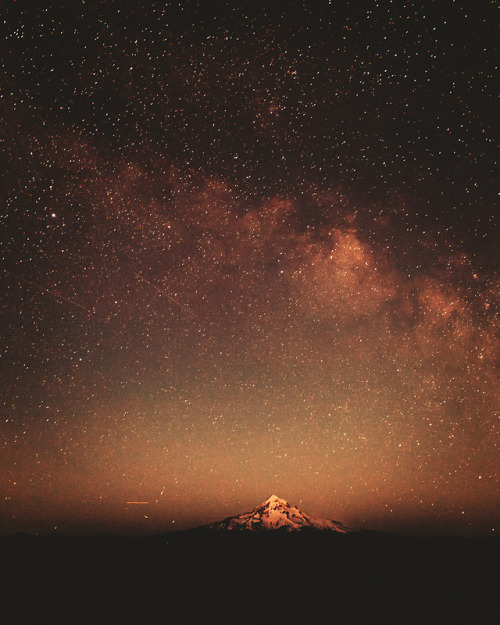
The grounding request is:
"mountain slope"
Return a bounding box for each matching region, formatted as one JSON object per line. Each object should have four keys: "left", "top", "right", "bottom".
{"left": 204, "top": 495, "right": 352, "bottom": 533}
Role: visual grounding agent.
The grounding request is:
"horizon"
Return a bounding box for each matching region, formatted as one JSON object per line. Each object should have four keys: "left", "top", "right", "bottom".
{"left": 1, "top": 491, "right": 496, "bottom": 539}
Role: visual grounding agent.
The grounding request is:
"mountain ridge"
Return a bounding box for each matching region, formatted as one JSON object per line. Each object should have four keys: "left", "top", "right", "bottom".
{"left": 202, "top": 494, "right": 353, "bottom": 533}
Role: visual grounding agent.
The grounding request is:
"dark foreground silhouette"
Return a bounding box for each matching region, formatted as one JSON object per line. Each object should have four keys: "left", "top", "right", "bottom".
{"left": 1, "top": 529, "right": 498, "bottom": 623}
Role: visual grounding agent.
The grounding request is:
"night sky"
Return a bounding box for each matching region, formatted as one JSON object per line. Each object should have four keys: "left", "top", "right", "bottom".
{"left": 1, "top": 1, "right": 498, "bottom": 537}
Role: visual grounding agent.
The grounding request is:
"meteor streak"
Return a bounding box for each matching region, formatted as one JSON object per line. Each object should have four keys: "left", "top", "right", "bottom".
{"left": 134, "top": 271, "right": 195, "bottom": 317}
{"left": 4, "top": 268, "right": 87, "bottom": 310}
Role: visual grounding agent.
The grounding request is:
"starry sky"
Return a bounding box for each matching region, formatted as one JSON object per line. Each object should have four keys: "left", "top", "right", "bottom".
{"left": 1, "top": 1, "right": 498, "bottom": 537}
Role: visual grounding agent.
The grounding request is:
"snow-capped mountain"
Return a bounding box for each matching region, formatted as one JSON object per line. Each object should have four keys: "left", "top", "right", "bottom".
{"left": 205, "top": 495, "right": 352, "bottom": 533}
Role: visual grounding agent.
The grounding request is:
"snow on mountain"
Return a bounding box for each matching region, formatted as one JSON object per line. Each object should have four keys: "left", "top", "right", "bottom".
{"left": 205, "top": 495, "right": 352, "bottom": 533}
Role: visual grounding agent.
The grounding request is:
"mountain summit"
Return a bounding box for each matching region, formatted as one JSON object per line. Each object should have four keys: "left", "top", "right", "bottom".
{"left": 205, "top": 495, "right": 352, "bottom": 533}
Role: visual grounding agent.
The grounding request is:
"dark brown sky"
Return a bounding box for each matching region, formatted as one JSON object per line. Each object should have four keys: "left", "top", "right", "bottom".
{"left": 1, "top": 1, "right": 498, "bottom": 536}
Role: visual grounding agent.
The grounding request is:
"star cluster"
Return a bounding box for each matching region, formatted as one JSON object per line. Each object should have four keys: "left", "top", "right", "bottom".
{"left": 1, "top": 1, "right": 498, "bottom": 536}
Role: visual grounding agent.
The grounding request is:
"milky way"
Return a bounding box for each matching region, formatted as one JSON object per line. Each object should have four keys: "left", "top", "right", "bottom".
{"left": 1, "top": 1, "right": 498, "bottom": 536}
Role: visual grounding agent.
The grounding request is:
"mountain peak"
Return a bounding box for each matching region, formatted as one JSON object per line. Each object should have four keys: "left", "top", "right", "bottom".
{"left": 263, "top": 494, "right": 288, "bottom": 506}
{"left": 205, "top": 496, "right": 353, "bottom": 533}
